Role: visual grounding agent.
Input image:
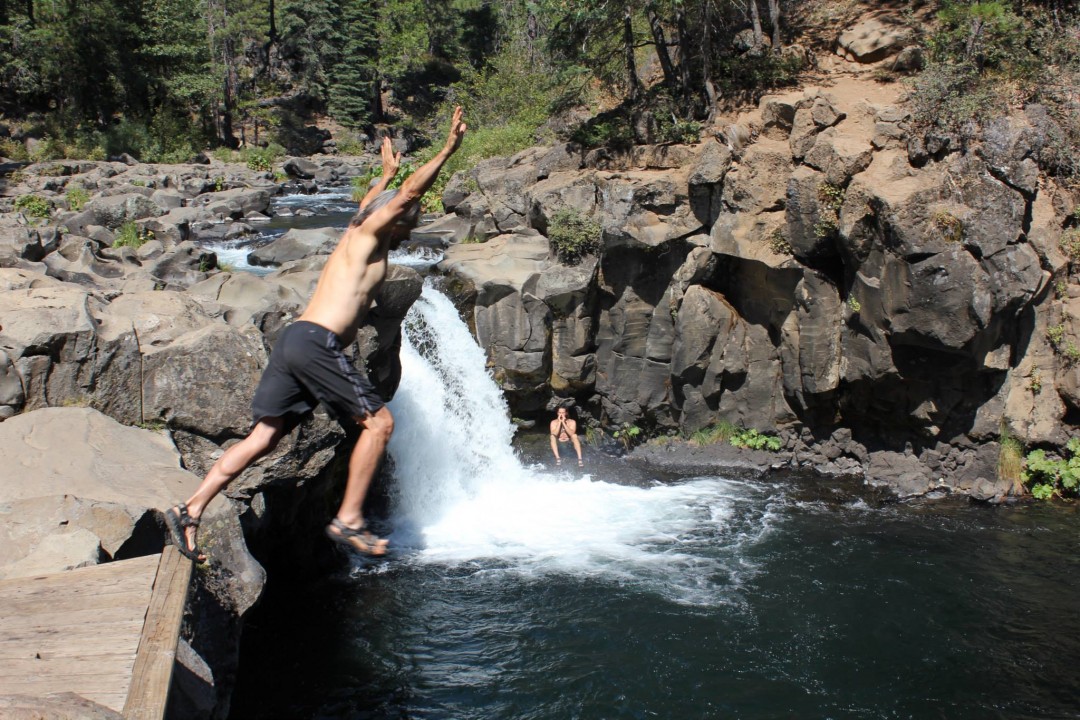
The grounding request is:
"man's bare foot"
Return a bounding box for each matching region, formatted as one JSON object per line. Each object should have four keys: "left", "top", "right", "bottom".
{"left": 325, "top": 518, "right": 389, "bottom": 557}
{"left": 164, "top": 503, "right": 207, "bottom": 562}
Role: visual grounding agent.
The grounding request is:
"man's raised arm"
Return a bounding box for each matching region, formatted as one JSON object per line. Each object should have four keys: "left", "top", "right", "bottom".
{"left": 360, "top": 107, "right": 467, "bottom": 232}
{"left": 359, "top": 136, "right": 402, "bottom": 210}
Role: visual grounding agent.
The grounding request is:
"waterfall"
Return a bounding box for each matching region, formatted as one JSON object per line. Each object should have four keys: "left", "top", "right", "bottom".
{"left": 386, "top": 282, "right": 774, "bottom": 605}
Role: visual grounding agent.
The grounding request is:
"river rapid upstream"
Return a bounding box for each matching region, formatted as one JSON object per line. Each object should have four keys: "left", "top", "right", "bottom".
{"left": 222, "top": 194, "right": 1080, "bottom": 720}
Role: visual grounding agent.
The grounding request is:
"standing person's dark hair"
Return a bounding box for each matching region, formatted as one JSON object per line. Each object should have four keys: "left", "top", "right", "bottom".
{"left": 164, "top": 109, "right": 469, "bottom": 562}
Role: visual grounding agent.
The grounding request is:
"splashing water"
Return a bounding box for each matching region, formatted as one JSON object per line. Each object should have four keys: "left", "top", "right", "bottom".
{"left": 386, "top": 283, "right": 775, "bottom": 606}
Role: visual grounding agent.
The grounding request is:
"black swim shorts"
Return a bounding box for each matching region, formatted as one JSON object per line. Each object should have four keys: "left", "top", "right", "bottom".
{"left": 251, "top": 320, "right": 384, "bottom": 426}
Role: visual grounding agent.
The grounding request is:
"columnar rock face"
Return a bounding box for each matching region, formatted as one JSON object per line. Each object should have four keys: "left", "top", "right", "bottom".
{"left": 436, "top": 89, "right": 1075, "bottom": 462}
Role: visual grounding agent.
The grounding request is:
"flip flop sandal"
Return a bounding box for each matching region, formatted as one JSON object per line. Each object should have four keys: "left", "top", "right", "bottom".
{"left": 325, "top": 518, "right": 388, "bottom": 557}
{"left": 164, "top": 502, "right": 205, "bottom": 562}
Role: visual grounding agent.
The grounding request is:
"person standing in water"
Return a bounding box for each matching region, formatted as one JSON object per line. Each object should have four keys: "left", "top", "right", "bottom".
{"left": 550, "top": 406, "right": 583, "bottom": 467}
{"left": 165, "top": 108, "right": 468, "bottom": 561}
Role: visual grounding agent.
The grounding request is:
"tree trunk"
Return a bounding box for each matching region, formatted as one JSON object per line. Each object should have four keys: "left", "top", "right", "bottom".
{"left": 702, "top": 0, "right": 716, "bottom": 121}
{"left": 647, "top": 6, "right": 679, "bottom": 94}
{"left": 372, "top": 69, "right": 383, "bottom": 124}
{"left": 623, "top": 4, "right": 640, "bottom": 103}
{"left": 268, "top": 0, "right": 278, "bottom": 44}
{"left": 676, "top": 6, "right": 692, "bottom": 109}
{"left": 221, "top": 36, "right": 239, "bottom": 148}
{"left": 749, "top": 0, "right": 763, "bottom": 49}
{"left": 768, "top": 0, "right": 781, "bottom": 53}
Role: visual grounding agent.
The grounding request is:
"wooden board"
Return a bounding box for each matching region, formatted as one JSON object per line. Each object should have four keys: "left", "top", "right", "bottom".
{"left": 0, "top": 550, "right": 192, "bottom": 718}
{"left": 123, "top": 546, "right": 193, "bottom": 720}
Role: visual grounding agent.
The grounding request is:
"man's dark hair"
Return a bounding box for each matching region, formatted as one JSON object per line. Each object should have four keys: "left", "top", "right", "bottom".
{"left": 350, "top": 189, "right": 421, "bottom": 230}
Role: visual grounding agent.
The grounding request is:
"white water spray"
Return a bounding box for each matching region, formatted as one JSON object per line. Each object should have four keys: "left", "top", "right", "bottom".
{"left": 387, "top": 283, "right": 775, "bottom": 605}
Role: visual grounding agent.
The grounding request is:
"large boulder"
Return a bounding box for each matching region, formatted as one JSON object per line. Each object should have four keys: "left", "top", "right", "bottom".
{"left": 0, "top": 407, "right": 200, "bottom": 577}
{"left": 88, "top": 193, "right": 164, "bottom": 229}
{"left": 247, "top": 227, "right": 339, "bottom": 267}
{"left": 837, "top": 16, "right": 913, "bottom": 64}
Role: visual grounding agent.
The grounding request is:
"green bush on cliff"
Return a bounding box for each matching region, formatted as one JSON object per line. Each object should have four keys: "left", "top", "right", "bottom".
{"left": 547, "top": 208, "right": 602, "bottom": 264}
{"left": 1023, "top": 438, "right": 1080, "bottom": 500}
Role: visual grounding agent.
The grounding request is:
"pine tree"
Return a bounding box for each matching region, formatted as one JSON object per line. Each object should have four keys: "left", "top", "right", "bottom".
{"left": 328, "top": 0, "right": 378, "bottom": 129}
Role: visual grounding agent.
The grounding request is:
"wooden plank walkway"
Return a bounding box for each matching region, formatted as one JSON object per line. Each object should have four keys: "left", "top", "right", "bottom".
{"left": 0, "top": 546, "right": 193, "bottom": 719}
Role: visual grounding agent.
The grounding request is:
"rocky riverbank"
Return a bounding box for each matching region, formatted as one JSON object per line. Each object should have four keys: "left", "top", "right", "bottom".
{"left": 0, "top": 152, "right": 424, "bottom": 717}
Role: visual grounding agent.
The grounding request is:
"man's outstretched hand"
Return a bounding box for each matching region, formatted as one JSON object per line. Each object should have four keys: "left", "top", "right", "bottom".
{"left": 444, "top": 106, "right": 467, "bottom": 154}
{"left": 380, "top": 136, "right": 401, "bottom": 179}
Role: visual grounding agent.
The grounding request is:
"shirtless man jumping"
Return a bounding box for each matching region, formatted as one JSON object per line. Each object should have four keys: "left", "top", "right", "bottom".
{"left": 165, "top": 108, "right": 467, "bottom": 561}
{"left": 550, "top": 406, "right": 583, "bottom": 467}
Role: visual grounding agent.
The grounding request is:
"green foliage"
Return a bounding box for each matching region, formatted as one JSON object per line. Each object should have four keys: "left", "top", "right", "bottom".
{"left": 998, "top": 424, "right": 1025, "bottom": 492}
{"left": 113, "top": 221, "right": 153, "bottom": 249}
{"left": 847, "top": 295, "right": 862, "bottom": 314}
{"left": 933, "top": 210, "right": 964, "bottom": 243}
{"left": 612, "top": 423, "right": 642, "bottom": 451}
{"left": 570, "top": 114, "right": 635, "bottom": 148}
{"left": 1061, "top": 229, "right": 1080, "bottom": 262}
{"left": 547, "top": 208, "right": 602, "bottom": 264}
{"left": 1056, "top": 279, "right": 1070, "bottom": 300}
{"left": 65, "top": 185, "right": 90, "bottom": 212}
{"left": 1047, "top": 322, "right": 1080, "bottom": 363}
{"left": 813, "top": 182, "right": 844, "bottom": 239}
{"left": 335, "top": 133, "right": 369, "bottom": 156}
{"left": 689, "top": 421, "right": 738, "bottom": 446}
{"left": 14, "top": 194, "right": 52, "bottom": 219}
{"left": 0, "top": 138, "right": 29, "bottom": 161}
{"left": 244, "top": 147, "right": 276, "bottom": 172}
{"left": 1023, "top": 437, "right": 1080, "bottom": 499}
{"left": 328, "top": 0, "right": 378, "bottom": 129}
{"left": 1029, "top": 365, "right": 1042, "bottom": 394}
{"left": 730, "top": 428, "right": 783, "bottom": 452}
{"left": 711, "top": 52, "right": 805, "bottom": 100}
{"left": 768, "top": 228, "right": 792, "bottom": 255}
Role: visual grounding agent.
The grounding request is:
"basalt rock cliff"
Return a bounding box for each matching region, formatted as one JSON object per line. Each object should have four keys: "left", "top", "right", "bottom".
{"left": 433, "top": 76, "right": 1077, "bottom": 501}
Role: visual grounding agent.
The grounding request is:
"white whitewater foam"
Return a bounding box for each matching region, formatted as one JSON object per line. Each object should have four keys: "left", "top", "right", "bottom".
{"left": 386, "top": 284, "right": 776, "bottom": 605}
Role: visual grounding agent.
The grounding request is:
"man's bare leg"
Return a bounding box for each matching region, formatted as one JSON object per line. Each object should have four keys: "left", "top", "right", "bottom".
{"left": 170, "top": 417, "right": 288, "bottom": 559}
{"left": 326, "top": 406, "right": 393, "bottom": 554}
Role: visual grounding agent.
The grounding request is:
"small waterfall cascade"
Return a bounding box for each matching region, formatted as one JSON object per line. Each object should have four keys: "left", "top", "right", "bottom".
{"left": 386, "top": 282, "right": 772, "bottom": 605}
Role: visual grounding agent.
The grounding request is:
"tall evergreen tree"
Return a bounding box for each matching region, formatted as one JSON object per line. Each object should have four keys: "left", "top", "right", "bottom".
{"left": 328, "top": 0, "right": 378, "bottom": 129}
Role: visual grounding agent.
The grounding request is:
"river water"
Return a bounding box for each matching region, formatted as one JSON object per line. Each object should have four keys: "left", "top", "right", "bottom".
{"left": 223, "top": 196, "right": 1080, "bottom": 720}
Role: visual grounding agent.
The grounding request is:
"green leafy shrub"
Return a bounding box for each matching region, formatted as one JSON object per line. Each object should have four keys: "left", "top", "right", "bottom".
{"left": 547, "top": 208, "right": 602, "bottom": 264}
{"left": 14, "top": 194, "right": 52, "bottom": 219}
{"left": 243, "top": 146, "right": 278, "bottom": 172}
{"left": 113, "top": 221, "right": 153, "bottom": 249}
{"left": 65, "top": 185, "right": 90, "bottom": 212}
{"left": 847, "top": 295, "right": 862, "bottom": 314}
{"left": 0, "top": 138, "right": 29, "bottom": 161}
{"left": 657, "top": 117, "right": 702, "bottom": 145}
{"left": 1023, "top": 438, "right": 1080, "bottom": 499}
{"left": 612, "top": 423, "right": 642, "bottom": 451}
{"left": 730, "top": 428, "right": 783, "bottom": 452}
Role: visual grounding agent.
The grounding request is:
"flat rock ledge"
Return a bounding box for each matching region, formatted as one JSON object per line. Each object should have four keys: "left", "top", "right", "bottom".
{"left": 628, "top": 432, "right": 1015, "bottom": 504}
